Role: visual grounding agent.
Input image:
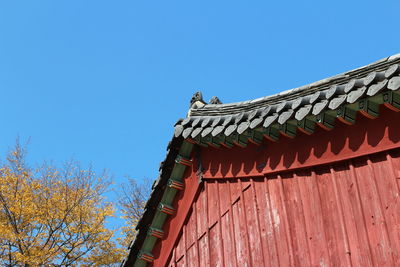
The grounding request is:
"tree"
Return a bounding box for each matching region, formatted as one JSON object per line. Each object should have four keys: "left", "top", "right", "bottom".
{"left": 0, "top": 143, "right": 124, "bottom": 266}
{"left": 118, "top": 177, "right": 151, "bottom": 248}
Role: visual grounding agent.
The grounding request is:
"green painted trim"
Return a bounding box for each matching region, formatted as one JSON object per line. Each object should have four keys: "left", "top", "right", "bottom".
{"left": 297, "top": 118, "right": 315, "bottom": 135}
{"left": 189, "top": 92, "right": 397, "bottom": 148}
{"left": 133, "top": 141, "right": 194, "bottom": 267}
{"left": 383, "top": 91, "right": 400, "bottom": 111}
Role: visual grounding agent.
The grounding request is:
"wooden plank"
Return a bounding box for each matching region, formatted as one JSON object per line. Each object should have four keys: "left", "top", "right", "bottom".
{"left": 268, "top": 176, "right": 292, "bottom": 266}
{"left": 277, "top": 174, "right": 295, "bottom": 266}
{"left": 198, "top": 232, "right": 210, "bottom": 267}
{"left": 352, "top": 157, "right": 393, "bottom": 266}
{"left": 231, "top": 198, "right": 251, "bottom": 266}
{"left": 175, "top": 228, "right": 185, "bottom": 261}
{"left": 176, "top": 255, "right": 185, "bottom": 267}
{"left": 186, "top": 243, "right": 199, "bottom": 267}
{"left": 387, "top": 149, "right": 400, "bottom": 198}
{"left": 385, "top": 151, "right": 400, "bottom": 265}
{"left": 209, "top": 223, "right": 224, "bottom": 267}
{"left": 368, "top": 153, "right": 400, "bottom": 265}
{"left": 229, "top": 179, "right": 241, "bottom": 204}
{"left": 220, "top": 211, "right": 237, "bottom": 267}
{"left": 253, "top": 178, "right": 279, "bottom": 266}
{"left": 185, "top": 208, "right": 196, "bottom": 250}
{"left": 329, "top": 165, "right": 353, "bottom": 267}
{"left": 218, "top": 180, "right": 231, "bottom": 215}
{"left": 243, "top": 179, "right": 265, "bottom": 266}
{"left": 282, "top": 172, "right": 312, "bottom": 266}
{"left": 314, "top": 166, "right": 346, "bottom": 266}
{"left": 333, "top": 162, "right": 373, "bottom": 266}
{"left": 207, "top": 181, "right": 219, "bottom": 227}
{"left": 196, "top": 186, "right": 208, "bottom": 238}
{"left": 297, "top": 170, "right": 330, "bottom": 266}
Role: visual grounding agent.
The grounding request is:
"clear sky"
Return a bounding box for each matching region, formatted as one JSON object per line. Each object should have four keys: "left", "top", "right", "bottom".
{"left": 0, "top": 0, "right": 399, "bottom": 229}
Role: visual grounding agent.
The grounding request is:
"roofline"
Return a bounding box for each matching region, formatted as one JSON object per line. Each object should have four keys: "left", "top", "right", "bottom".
{"left": 123, "top": 53, "right": 400, "bottom": 266}
{"left": 190, "top": 53, "right": 400, "bottom": 116}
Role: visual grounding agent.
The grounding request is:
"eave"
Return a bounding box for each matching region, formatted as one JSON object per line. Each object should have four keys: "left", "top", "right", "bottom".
{"left": 122, "top": 53, "right": 400, "bottom": 266}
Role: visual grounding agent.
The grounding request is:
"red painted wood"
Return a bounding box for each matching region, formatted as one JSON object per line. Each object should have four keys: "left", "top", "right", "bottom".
{"left": 185, "top": 208, "right": 196, "bottom": 250}
{"left": 201, "top": 106, "right": 400, "bottom": 179}
{"left": 232, "top": 197, "right": 250, "bottom": 266}
{"left": 209, "top": 223, "right": 224, "bottom": 266}
{"left": 296, "top": 170, "right": 330, "bottom": 266}
{"left": 198, "top": 234, "right": 210, "bottom": 267}
{"left": 218, "top": 181, "right": 230, "bottom": 216}
{"left": 152, "top": 157, "right": 202, "bottom": 267}
{"left": 207, "top": 181, "right": 219, "bottom": 228}
{"left": 155, "top": 150, "right": 400, "bottom": 266}
{"left": 369, "top": 154, "right": 399, "bottom": 265}
{"left": 282, "top": 173, "right": 312, "bottom": 266}
{"left": 243, "top": 180, "right": 264, "bottom": 266}
{"left": 314, "top": 166, "right": 346, "bottom": 266}
{"left": 195, "top": 186, "right": 207, "bottom": 238}
{"left": 268, "top": 176, "right": 292, "bottom": 267}
{"left": 354, "top": 157, "right": 394, "bottom": 265}
{"left": 175, "top": 228, "right": 185, "bottom": 261}
{"left": 151, "top": 109, "right": 400, "bottom": 267}
{"left": 220, "top": 211, "right": 237, "bottom": 267}
{"left": 186, "top": 243, "right": 198, "bottom": 267}
{"left": 253, "top": 178, "right": 279, "bottom": 266}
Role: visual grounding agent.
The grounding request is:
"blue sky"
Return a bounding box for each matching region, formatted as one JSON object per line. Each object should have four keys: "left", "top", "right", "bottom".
{"left": 0, "top": 0, "right": 399, "bottom": 229}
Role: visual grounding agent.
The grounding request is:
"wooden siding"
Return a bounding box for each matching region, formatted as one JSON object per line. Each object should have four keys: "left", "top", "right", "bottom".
{"left": 164, "top": 149, "right": 400, "bottom": 267}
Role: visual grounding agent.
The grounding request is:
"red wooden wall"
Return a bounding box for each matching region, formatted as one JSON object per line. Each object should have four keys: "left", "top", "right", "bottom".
{"left": 164, "top": 149, "right": 400, "bottom": 267}
{"left": 150, "top": 107, "right": 400, "bottom": 267}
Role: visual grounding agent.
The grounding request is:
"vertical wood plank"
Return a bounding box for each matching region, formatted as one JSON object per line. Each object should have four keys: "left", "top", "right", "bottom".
{"left": 268, "top": 176, "right": 291, "bottom": 266}
{"left": 243, "top": 179, "right": 264, "bottom": 266}
{"left": 297, "top": 170, "right": 330, "bottom": 266}
{"left": 333, "top": 162, "right": 373, "bottom": 266}
{"left": 176, "top": 254, "right": 185, "bottom": 267}
{"left": 196, "top": 185, "right": 208, "bottom": 238}
{"left": 329, "top": 165, "right": 353, "bottom": 267}
{"left": 253, "top": 177, "right": 279, "bottom": 266}
{"left": 207, "top": 181, "right": 219, "bottom": 227}
{"left": 277, "top": 174, "right": 295, "bottom": 267}
{"left": 229, "top": 179, "right": 241, "bottom": 204}
{"left": 198, "top": 234, "right": 210, "bottom": 267}
{"left": 385, "top": 151, "right": 400, "bottom": 265}
{"left": 232, "top": 198, "right": 250, "bottom": 266}
{"left": 218, "top": 180, "right": 231, "bottom": 215}
{"left": 220, "top": 211, "right": 237, "bottom": 267}
{"left": 282, "top": 172, "right": 311, "bottom": 266}
{"left": 315, "top": 166, "right": 346, "bottom": 266}
{"left": 175, "top": 227, "right": 186, "bottom": 262}
{"left": 352, "top": 157, "right": 393, "bottom": 266}
{"left": 387, "top": 149, "right": 400, "bottom": 191}
{"left": 367, "top": 154, "right": 400, "bottom": 264}
{"left": 209, "top": 222, "right": 224, "bottom": 267}
{"left": 186, "top": 243, "right": 199, "bottom": 267}
{"left": 185, "top": 208, "right": 196, "bottom": 250}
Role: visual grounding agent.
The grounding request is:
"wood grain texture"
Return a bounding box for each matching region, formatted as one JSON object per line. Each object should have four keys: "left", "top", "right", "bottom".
{"left": 156, "top": 148, "right": 400, "bottom": 266}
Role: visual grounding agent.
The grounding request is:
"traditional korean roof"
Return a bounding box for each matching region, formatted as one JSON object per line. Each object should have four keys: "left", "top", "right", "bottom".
{"left": 176, "top": 54, "right": 400, "bottom": 146}
{"left": 122, "top": 53, "right": 400, "bottom": 266}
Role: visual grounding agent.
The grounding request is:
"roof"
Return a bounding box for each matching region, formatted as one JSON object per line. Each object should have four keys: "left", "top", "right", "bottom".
{"left": 122, "top": 53, "right": 400, "bottom": 266}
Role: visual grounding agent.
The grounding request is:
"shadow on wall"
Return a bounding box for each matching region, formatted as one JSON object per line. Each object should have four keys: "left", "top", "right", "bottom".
{"left": 201, "top": 105, "right": 400, "bottom": 178}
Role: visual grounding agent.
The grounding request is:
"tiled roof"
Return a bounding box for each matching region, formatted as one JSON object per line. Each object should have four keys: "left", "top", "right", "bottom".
{"left": 174, "top": 54, "right": 400, "bottom": 146}
{"left": 122, "top": 54, "right": 400, "bottom": 266}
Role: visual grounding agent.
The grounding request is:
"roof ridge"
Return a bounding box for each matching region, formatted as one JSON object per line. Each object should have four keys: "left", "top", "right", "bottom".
{"left": 190, "top": 53, "right": 400, "bottom": 116}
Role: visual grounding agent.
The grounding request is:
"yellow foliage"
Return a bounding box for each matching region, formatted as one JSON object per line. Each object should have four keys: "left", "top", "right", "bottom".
{"left": 0, "top": 144, "right": 124, "bottom": 266}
